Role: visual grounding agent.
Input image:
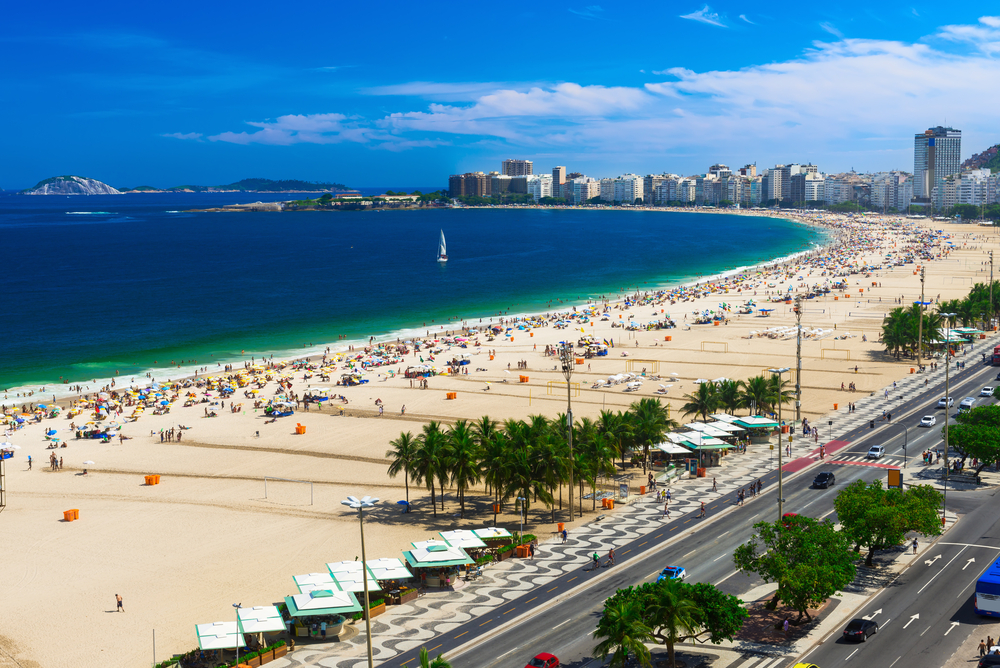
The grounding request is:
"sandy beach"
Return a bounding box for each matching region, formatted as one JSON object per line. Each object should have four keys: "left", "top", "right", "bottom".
{"left": 2, "top": 210, "right": 998, "bottom": 668}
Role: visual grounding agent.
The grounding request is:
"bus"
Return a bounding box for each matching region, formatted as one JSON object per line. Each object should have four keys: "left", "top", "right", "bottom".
{"left": 975, "top": 557, "right": 1000, "bottom": 616}
{"left": 994, "top": 345, "right": 1000, "bottom": 366}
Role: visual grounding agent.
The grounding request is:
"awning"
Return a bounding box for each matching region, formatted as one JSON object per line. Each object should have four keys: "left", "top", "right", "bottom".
{"left": 326, "top": 561, "right": 381, "bottom": 592}
{"left": 196, "top": 622, "right": 241, "bottom": 650}
{"left": 656, "top": 442, "right": 693, "bottom": 455}
{"left": 402, "top": 544, "right": 474, "bottom": 568}
{"left": 684, "top": 423, "right": 732, "bottom": 438}
{"left": 707, "top": 421, "right": 745, "bottom": 432}
{"left": 366, "top": 557, "right": 413, "bottom": 580}
{"left": 439, "top": 530, "right": 487, "bottom": 549}
{"left": 284, "top": 589, "right": 361, "bottom": 618}
{"left": 237, "top": 606, "right": 285, "bottom": 634}
{"left": 734, "top": 416, "right": 779, "bottom": 429}
{"left": 473, "top": 527, "right": 512, "bottom": 540}
{"left": 294, "top": 572, "right": 339, "bottom": 593}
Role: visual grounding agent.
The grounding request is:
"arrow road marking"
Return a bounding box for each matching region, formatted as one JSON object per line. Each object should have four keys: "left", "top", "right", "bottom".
{"left": 964, "top": 558, "right": 976, "bottom": 571}
{"left": 903, "top": 614, "right": 920, "bottom": 629}
{"left": 945, "top": 621, "right": 960, "bottom": 636}
{"left": 862, "top": 608, "right": 883, "bottom": 620}
{"left": 925, "top": 555, "right": 942, "bottom": 566}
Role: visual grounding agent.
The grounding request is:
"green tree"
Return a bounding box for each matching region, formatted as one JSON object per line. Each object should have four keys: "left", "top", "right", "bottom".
{"left": 598, "top": 409, "right": 633, "bottom": 466}
{"left": 716, "top": 379, "right": 745, "bottom": 415}
{"left": 447, "top": 419, "right": 481, "bottom": 519}
{"left": 948, "top": 404, "right": 1000, "bottom": 476}
{"left": 740, "top": 375, "right": 772, "bottom": 415}
{"left": 834, "top": 480, "right": 943, "bottom": 566}
{"left": 385, "top": 431, "right": 419, "bottom": 511}
{"left": 680, "top": 382, "right": 718, "bottom": 422}
{"left": 733, "top": 515, "right": 856, "bottom": 621}
{"left": 418, "top": 647, "right": 451, "bottom": 668}
{"left": 629, "top": 397, "right": 677, "bottom": 472}
{"left": 593, "top": 593, "right": 655, "bottom": 668}
{"left": 412, "top": 421, "right": 450, "bottom": 516}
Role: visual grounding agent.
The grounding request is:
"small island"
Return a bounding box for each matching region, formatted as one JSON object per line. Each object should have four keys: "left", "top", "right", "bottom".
{"left": 191, "top": 190, "right": 450, "bottom": 212}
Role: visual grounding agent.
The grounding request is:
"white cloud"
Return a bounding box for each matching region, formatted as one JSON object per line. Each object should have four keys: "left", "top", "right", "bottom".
{"left": 162, "top": 132, "right": 203, "bottom": 141}
{"left": 195, "top": 16, "right": 1000, "bottom": 170}
{"left": 739, "top": 14, "right": 755, "bottom": 25}
{"left": 680, "top": 6, "right": 726, "bottom": 28}
{"left": 820, "top": 22, "right": 844, "bottom": 38}
{"left": 569, "top": 5, "right": 604, "bottom": 19}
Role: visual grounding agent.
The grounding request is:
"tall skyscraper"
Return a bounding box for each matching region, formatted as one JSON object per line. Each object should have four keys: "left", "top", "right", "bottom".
{"left": 501, "top": 159, "right": 533, "bottom": 176}
{"left": 552, "top": 166, "right": 566, "bottom": 199}
{"left": 914, "top": 126, "right": 961, "bottom": 202}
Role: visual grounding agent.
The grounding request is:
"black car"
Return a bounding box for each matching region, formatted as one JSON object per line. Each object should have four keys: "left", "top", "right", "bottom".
{"left": 980, "top": 655, "right": 1000, "bottom": 668}
{"left": 813, "top": 472, "right": 836, "bottom": 489}
{"left": 843, "top": 619, "right": 878, "bottom": 642}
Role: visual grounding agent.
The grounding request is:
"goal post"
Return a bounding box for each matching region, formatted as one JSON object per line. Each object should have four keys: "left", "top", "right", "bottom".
{"left": 264, "top": 477, "right": 314, "bottom": 505}
{"left": 821, "top": 349, "right": 851, "bottom": 361}
{"left": 701, "top": 341, "right": 729, "bottom": 353}
{"left": 624, "top": 359, "right": 660, "bottom": 373}
{"left": 546, "top": 381, "right": 580, "bottom": 396}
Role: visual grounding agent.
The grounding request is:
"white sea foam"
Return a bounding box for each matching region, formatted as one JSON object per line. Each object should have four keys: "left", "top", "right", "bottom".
{"left": 66, "top": 211, "right": 114, "bottom": 215}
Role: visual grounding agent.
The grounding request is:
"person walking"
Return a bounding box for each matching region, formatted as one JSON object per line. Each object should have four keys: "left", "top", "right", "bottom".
{"left": 980, "top": 639, "right": 987, "bottom": 658}
{"left": 27, "top": 455, "right": 31, "bottom": 470}
{"left": 607, "top": 548, "right": 616, "bottom": 566}
{"left": 699, "top": 501, "right": 706, "bottom": 518}
{"left": 561, "top": 529, "right": 567, "bottom": 543}
{"left": 712, "top": 477, "right": 717, "bottom": 492}
{"left": 912, "top": 538, "right": 918, "bottom": 554}
{"left": 116, "top": 594, "right": 124, "bottom": 612}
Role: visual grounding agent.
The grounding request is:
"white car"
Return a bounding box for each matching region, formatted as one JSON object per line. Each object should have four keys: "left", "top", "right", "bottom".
{"left": 919, "top": 415, "right": 937, "bottom": 427}
{"left": 937, "top": 397, "right": 954, "bottom": 408}
{"left": 982, "top": 387, "right": 995, "bottom": 397}
{"left": 960, "top": 397, "right": 976, "bottom": 410}
{"left": 867, "top": 445, "right": 886, "bottom": 459}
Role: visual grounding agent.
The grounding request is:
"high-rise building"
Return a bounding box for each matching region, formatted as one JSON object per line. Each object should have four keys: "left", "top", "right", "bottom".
{"left": 914, "top": 126, "right": 961, "bottom": 203}
{"left": 613, "top": 174, "right": 643, "bottom": 204}
{"left": 644, "top": 175, "right": 666, "bottom": 204}
{"left": 502, "top": 159, "right": 533, "bottom": 176}
{"left": 448, "top": 172, "right": 490, "bottom": 197}
{"left": 552, "top": 166, "right": 566, "bottom": 199}
{"left": 525, "top": 174, "right": 552, "bottom": 202}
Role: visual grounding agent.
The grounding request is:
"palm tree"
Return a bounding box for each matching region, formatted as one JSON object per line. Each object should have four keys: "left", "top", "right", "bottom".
{"left": 598, "top": 409, "right": 633, "bottom": 466}
{"left": 767, "top": 375, "right": 793, "bottom": 418}
{"left": 418, "top": 647, "right": 451, "bottom": 668}
{"left": 649, "top": 578, "right": 700, "bottom": 668}
{"left": 715, "top": 379, "right": 745, "bottom": 415}
{"left": 741, "top": 375, "right": 771, "bottom": 416}
{"left": 480, "top": 427, "right": 510, "bottom": 525}
{"left": 504, "top": 440, "right": 553, "bottom": 517}
{"left": 386, "top": 431, "right": 418, "bottom": 511}
{"left": 447, "top": 419, "right": 481, "bottom": 519}
{"left": 629, "top": 397, "right": 677, "bottom": 472}
{"left": 593, "top": 596, "right": 655, "bottom": 668}
{"left": 579, "top": 430, "right": 618, "bottom": 510}
{"left": 412, "top": 421, "right": 449, "bottom": 516}
{"left": 680, "top": 382, "right": 718, "bottom": 422}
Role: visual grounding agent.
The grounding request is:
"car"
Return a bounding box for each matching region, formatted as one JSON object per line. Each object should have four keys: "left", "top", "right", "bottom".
{"left": 813, "top": 472, "right": 836, "bottom": 488}
{"left": 525, "top": 653, "right": 560, "bottom": 668}
{"left": 657, "top": 566, "right": 687, "bottom": 582}
{"left": 961, "top": 397, "right": 977, "bottom": 410}
{"left": 867, "top": 445, "right": 886, "bottom": 459}
{"left": 919, "top": 415, "right": 937, "bottom": 427}
{"left": 793, "top": 664, "right": 821, "bottom": 668}
{"left": 979, "top": 653, "right": 1000, "bottom": 668}
{"left": 938, "top": 396, "right": 955, "bottom": 408}
{"left": 843, "top": 618, "right": 878, "bottom": 641}
{"left": 982, "top": 387, "right": 995, "bottom": 397}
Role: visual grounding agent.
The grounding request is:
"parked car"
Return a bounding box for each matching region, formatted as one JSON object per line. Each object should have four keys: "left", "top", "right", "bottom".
{"left": 843, "top": 618, "right": 878, "bottom": 641}
{"left": 978, "top": 653, "right": 1000, "bottom": 668}
{"left": 867, "top": 445, "right": 886, "bottom": 459}
{"left": 657, "top": 566, "right": 687, "bottom": 582}
{"left": 812, "top": 472, "right": 836, "bottom": 488}
{"left": 960, "top": 397, "right": 977, "bottom": 410}
{"left": 919, "top": 415, "right": 937, "bottom": 427}
{"left": 982, "top": 387, "right": 995, "bottom": 397}
{"left": 938, "top": 396, "right": 954, "bottom": 408}
{"left": 526, "top": 653, "right": 560, "bottom": 668}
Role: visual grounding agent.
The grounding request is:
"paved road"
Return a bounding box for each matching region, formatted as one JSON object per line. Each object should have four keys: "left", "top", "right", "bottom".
{"left": 388, "top": 359, "right": 1000, "bottom": 668}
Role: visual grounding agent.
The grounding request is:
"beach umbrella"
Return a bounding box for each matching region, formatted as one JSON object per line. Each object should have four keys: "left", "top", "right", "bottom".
{"left": 83, "top": 460, "right": 95, "bottom": 465}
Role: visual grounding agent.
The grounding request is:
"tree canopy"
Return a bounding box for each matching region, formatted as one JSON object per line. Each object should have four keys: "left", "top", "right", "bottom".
{"left": 733, "top": 515, "right": 856, "bottom": 621}
{"left": 833, "top": 480, "right": 942, "bottom": 566}
{"left": 947, "top": 404, "right": 1000, "bottom": 476}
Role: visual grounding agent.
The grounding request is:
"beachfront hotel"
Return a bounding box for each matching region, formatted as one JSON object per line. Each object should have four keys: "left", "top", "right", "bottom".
{"left": 913, "top": 125, "right": 962, "bottom": 207}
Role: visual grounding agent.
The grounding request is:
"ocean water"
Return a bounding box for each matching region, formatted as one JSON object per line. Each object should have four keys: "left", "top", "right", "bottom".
{"left": 1, "top": 193, "right": 824, "bottom": 395}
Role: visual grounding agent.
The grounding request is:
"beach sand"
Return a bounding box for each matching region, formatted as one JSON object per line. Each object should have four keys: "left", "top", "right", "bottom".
{"left": 1, "top": 212, "right": 997, "bottom": 668}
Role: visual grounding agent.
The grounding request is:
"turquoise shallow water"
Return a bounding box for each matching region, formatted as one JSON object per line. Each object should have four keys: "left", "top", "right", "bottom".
{"left": 0, "top": 194, "right": 823, "bottom": 393}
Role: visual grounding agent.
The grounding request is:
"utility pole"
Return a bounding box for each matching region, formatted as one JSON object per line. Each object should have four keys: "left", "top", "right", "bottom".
{"left": 795, "top": 295, "right": 803, "bottom": 423}
{"left": 917, "top": 266, "right": 925, "bottom": 368}
{"left": 558, "top": 343, "right": 577, "bottom": 520}
{"left": 990, "top": 251, "right": 994, "bottom": 331}
{"left": 940, "top": 313, "right": 956, "bottom": 522}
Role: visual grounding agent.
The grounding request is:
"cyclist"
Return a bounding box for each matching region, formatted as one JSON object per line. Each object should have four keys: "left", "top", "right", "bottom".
{"left": 698, "top": 501, "right": 706, "bottom": 518}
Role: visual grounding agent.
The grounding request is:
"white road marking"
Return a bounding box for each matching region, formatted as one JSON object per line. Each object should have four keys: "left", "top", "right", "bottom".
{"left": 681, "top": 549, "right": 697, "bottom": 560}
{"left": 920, "top": 625, "right": 931, "bottom": 636}
{"left": 889, "top": 657, "right": 901, "bottom": 667}
{"left": 716, "top": 570, "right": 739, "bottom": 585}
{"left": 713, "top": 554, "right": 727, "bottom": 562}
{"left": 846, "top": 647, "right": 860, "bottom": 661}
{"left": 734, "top": 657, "right": 761, "bottom": 668}
{"left": 552, "top": 618, "right": 572, "bottom": 630}
{"left": 903, "top": 614, "right": 919, "bottom": 629}
{"left": 918, "top": 546, "right": 968, "bottom": 594}
{"left": 963, "top": 558, "right": 976, "bottom": 570}
{"left": 945, "top": 621, "right": 960, "bottom": 635}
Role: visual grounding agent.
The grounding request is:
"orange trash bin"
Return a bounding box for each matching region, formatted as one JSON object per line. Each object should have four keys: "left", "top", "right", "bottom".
{"left": 153, "top": 475, "right": 160, "bottom": 484}
{"left": 607, "top": 499, "right": 614, "bottom": 509}
{"left": 71, "top": 509, "right": 79, "bottom": 520}
{"left": 63, "top": 510, "right": 74, "bottom": 522}
{"left": 557, "top": 522, "right": 565, "bottom": 532}
{"left": 640, "top": 485, "right": 646, "bottom": 495}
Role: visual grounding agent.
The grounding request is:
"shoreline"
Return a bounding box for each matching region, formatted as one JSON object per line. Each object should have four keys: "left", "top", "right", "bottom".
{"left": 2, "top": 209, "right": 828, "bottom": 405}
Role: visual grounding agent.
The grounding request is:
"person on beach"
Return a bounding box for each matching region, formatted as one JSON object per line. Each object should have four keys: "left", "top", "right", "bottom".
{"left": 116, "top": 594, "right": 123, "bottom": 612}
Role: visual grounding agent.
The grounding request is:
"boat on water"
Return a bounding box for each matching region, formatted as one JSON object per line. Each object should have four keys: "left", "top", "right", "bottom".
{"left": 437, "top": 229, "right": 448, "bottom": 263}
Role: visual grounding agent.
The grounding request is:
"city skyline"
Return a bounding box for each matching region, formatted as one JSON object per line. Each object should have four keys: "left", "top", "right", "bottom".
{"left": 3, "top": 3, "right": 1000, "bottom": 188}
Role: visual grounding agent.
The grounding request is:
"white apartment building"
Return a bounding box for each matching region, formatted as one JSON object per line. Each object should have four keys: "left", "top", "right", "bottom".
{"left": 525, "top": 174, "right": 552, "bottom": 202}
{"left": 569, "top": 177, "right": 601, "bottom": 204}
{"left": 824, "top": 174, "right": 859, "bottom": 205}
{"left": 613, "top": 174, "right": 644, "bottom": 203}
{"left": 600, "top": 178, "right": 616, "bottom": 203}
{"left": 804, "top": 173, "right": 825, "bottom": 204}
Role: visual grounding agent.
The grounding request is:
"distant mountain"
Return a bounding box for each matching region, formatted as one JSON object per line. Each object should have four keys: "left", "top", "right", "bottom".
{"left": 122, "top": 178, "right": 350, "bottom": 193}
{"left": 23, "top": 175, "right": 121, "bottom": 195}
{"left": 962, "top": 144, "right": 1000, "bottom": 173}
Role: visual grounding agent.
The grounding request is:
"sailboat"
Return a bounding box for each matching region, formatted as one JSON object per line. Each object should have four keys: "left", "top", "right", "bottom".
{"left": 437, "top": 229, "right": 448, "bottom": 263}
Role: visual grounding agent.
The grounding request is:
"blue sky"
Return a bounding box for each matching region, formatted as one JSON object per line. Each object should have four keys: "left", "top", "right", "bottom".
{"left": 3, "top": 2, "right": 1000, "bottom": 189}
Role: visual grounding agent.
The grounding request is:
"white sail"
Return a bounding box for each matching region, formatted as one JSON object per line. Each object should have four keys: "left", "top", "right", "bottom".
{"left": 437, "top": 229, "right": 448, "bottom": 262}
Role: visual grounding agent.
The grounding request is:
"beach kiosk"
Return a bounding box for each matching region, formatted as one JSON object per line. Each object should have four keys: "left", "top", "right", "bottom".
{"left": 326, "top": 561, "right": 381, "bottom": 593}
{"left": 402, "top": 541, "right": 474, "bottom": 588}
{"left": 283, "top": 589, "right": 361, "bottom": 639}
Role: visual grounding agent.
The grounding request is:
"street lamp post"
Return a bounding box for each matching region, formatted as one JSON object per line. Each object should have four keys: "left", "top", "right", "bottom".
{"left": 888, "top": 423, "right": 909, "bottom": 468}
{"left": 233, "top": 603, "right": 241, "bottom": 667}
{"left": 558, "top": 343, "right": 576, "bottom": 519}
{"left": 517, "top": 496, "right": 526, "bottom": 539}
{"left": 940, "top": 313, "right": 956, "bottom": 522}
{"left": 341, "top": 495, "right": 379, "bottom": 668}
{"left": 769, "top": 367, "right": 790, "bottom": 523}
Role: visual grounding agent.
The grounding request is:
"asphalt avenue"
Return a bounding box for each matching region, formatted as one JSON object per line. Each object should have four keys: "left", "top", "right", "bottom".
{"left": 388, "top": 359, "right": 1000, "bottom": 668}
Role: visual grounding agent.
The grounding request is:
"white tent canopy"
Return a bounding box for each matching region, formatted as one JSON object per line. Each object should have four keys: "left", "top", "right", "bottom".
{"left": 473, "top": 527, "right": 512, "bottom": 540}
{"left": 237, "top": 606, "right": 285, "bottom": 634}
{"left": 656, "top": 442, "right": 693, "bottom": 455}
{"left": 294, "top": 572, "right": 339, "bottom": 593}
{"left": 707, "top": 421, "right": 744, "bottom": 433}
{"left": 366, "top": 557, "right": 413, "bottom": 580}
{"left": 439, "top": 530, "right": 487, "bottom": 549}
{"left": 196, "top": 622, "right": 241, "bottom": 651}
{"left": 326, "top": 561, "right": 381, "bottom": 592}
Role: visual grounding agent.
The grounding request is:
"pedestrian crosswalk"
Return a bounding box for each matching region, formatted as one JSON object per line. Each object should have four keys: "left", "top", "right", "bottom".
{"left": 830, "top": 454, "right": 904, "bottom": 465}
{"left": 733, "top": 655, "right": 790, "bottom": 668}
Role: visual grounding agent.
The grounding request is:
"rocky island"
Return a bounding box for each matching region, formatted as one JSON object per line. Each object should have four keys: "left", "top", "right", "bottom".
{"left": 22, "top": 175, "right": 121, "bottom": 195}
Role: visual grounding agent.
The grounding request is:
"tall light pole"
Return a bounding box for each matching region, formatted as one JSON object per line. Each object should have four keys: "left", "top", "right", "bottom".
{"left": 794, "top": 295, "right": 803, "bottom": 423}
{"left": 917, "top": 267, "right": 926, "bottom": 368}
{"left": 769, "top": 367, "right": 790, "bottom": 523}
{"left": 233, "top": 603, "right": 242, "bottom": 667}
{"left": 517, "top": 496, "right": 526, "bottom": 539}
{"left": 342, "top": 495, "right": 379, "bottom": 668}
{"left": 940, "top": 313, "right": 956, "bottom": 522}
{"left": 558, "top": 343, "right": 576, "bottom": 519}
{"left": 990, "top": 251, "right": 994, "bottom": 331}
